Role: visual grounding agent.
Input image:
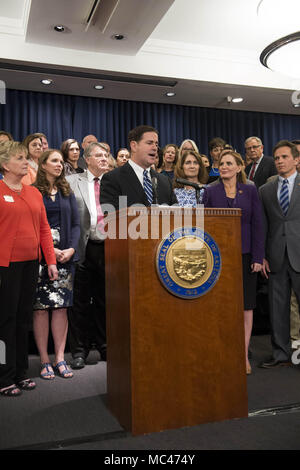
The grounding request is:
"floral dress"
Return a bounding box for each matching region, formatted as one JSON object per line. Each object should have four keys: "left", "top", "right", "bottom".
{"left": 33, "top": 193, "right": 74, "bottom": 310}
{"left": 174, "top": 187, "right": 205, "bottom": 207}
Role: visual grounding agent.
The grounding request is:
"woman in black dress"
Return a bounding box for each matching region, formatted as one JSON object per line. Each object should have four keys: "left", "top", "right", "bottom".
{"left": 33, "top": 150, "right": 80, "bottom": 379}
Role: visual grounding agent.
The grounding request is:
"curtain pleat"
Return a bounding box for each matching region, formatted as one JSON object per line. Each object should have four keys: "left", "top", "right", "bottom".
{"left": 1, "top": 89, "right": 300, "bottom": 157}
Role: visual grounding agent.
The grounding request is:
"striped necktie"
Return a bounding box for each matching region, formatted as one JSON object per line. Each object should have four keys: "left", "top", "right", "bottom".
{"left": 94, "top": 177, "right": 104, "bottom": 232}
{"left": 143, "top": 170, "right": 153, "bottom": 205}
{"left": 249, "top": 162, "right": 257, "bottom": 181}
{"left": 279, "top": 179, "right": 289, "bottom": 215}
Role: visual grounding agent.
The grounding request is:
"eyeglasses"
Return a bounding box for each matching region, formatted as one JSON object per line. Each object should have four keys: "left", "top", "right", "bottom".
{"left": 245, "top": 145, "right": 261, "bottom": 151}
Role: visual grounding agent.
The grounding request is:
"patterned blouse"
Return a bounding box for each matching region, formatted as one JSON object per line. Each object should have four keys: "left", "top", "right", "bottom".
{"left": 174, "top": 187, "right": 205, "bottom": 207}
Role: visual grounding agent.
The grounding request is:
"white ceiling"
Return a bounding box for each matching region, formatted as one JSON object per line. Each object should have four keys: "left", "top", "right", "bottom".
{"left": 0, "top": 0, "right": 299, "bottom": 115}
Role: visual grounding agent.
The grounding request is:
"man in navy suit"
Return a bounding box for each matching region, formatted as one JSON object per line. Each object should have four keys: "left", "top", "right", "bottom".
{"left": 100, "top": 125, "right": 177, "bottom": 210}
{"left": 245, "top": 136, "right": 277, "bottom": 188}
{"left": 259, "top": 140, "right": 300, "bottom": 367}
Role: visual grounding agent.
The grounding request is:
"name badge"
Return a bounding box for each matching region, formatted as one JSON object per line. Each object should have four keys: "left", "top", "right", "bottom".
{"left": 3, "top": 195, "right": 14, "bottom": 202}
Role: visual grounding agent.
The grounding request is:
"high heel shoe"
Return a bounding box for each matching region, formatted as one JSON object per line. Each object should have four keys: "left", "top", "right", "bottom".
{"left": 53, "top": 360, "right": 73, "bottom": 379}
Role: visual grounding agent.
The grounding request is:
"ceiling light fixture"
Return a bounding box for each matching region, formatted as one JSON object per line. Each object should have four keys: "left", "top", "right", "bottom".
{"left": 54, "top": 25, "right": 65, "bottom": 32}
{"left": 111, "top": 34, "right": 125, "bottom": 40}
{"left": 227, "top": 96, "right": 243, "bottom": 104}
{"left": 260, "top": 32, "right": 300, "bottom": 79}
{"left": 232, "top": 97, "right": 244, "bottom": 103}
{"left": 165, "top": 92, "right": 176, "bottom": 97}
{"left": 258, "top": 0, "right": 300, "bottom": 79}
{"left": 41, "top": 79, "right": 53, "bottom": 85}
{"left": 94, "top": 85, "right": 104, "bottom": 90}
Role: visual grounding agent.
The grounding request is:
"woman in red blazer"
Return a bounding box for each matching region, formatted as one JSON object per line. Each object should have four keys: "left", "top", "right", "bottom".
{"left": 0, "top": 141, "right": 57, "bottom": 396}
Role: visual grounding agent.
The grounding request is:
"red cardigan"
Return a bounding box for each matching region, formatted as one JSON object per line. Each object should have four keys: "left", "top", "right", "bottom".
{"left": 0, "top": 181, "right": 56, "bottom": 267}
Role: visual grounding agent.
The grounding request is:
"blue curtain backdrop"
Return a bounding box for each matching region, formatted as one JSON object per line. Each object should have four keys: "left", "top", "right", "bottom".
{"left": 1, "top": 88, "right": 300, "bottom": 157}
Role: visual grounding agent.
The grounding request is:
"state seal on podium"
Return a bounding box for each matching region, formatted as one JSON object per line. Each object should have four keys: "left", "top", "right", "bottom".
{"left": 156, "top": 226, "right": 222, "bottom": 299}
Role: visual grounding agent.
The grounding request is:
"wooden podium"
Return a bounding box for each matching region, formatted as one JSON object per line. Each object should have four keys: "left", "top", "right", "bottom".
{"left": 105, "top": 207, "right": 248, "bottom": 435}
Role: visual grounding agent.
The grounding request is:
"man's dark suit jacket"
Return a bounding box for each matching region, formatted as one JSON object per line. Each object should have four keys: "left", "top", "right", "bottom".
{"left": 245, "top": 155, "right": 277, "bottom": 188}
{"left": 100, "top": 162, "right": 177, "bottom": 210}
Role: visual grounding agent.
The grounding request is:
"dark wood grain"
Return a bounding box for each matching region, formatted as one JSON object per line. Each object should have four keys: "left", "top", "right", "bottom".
{"left": 106, "top": 208, "right": 248, "bottom": 435}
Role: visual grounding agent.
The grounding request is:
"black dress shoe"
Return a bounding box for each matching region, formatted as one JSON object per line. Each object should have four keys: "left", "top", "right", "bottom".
{"left": 71, "top": 357, "right": 85, "bottom": 369}
{"left": 259, "top": 358, "right": 291, "bottom": 369}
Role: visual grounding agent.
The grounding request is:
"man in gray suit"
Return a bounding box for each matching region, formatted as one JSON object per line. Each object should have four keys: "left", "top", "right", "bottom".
{"left": 259, "top": 140, "right": 300, "bottom": 368}
{"left": 67, "top": 142, "right": 109, "bottom": 369}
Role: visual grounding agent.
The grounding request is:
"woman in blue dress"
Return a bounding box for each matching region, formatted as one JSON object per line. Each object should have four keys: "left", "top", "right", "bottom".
{"left": 159, "top": 144, "right": 178, "bottom": 181}
{"left": 33, "top": 149, "right": 80, "bottom": 380}
{"left": 173, "top": 150, "right": 208, "bottom": 206}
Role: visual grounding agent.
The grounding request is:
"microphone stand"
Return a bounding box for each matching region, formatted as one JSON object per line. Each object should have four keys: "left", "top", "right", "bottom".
{"left": 151, "top": 176, "right": 158, "bottom": 205}
{"left": 176, "top": 178, "right": 203, "bottom": 205}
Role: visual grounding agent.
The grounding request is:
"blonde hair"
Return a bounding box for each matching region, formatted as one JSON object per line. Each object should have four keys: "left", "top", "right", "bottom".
{"left": 160, "top": 144, "right": 179, "bottom": 170}
{"left": 179, "top": 139, "right": 199, "bottom": 156}
{"left": 107, "top": 154, "right": 117, "bottom": 169}
{"left": 0, "top": 141, "right": 28, "bottom": 174}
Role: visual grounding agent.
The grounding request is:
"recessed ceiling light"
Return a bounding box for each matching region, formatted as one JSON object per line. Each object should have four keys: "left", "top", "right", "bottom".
{"left": 41, "top": 79, "right": 53, "bottom": 85}
{"left": 94, "top": 85, "right": 104, "bottom": 90}
{"left": 232, "top": 97, "right": 244, "bottom": 103}
{"left": 111, "top": 34, "right": 125, "bottom": 40}
{"left": 54, "top": 25, "right": 65, "bottom": 32}
{"left": 165, "top": 92, "right": 176, "bottom": 97}
{"left": 293, "top": 103, "right": 300, "bottom": 108}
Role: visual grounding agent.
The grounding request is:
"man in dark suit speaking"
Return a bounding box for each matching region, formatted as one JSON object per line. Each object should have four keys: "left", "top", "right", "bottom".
{"left": 245, "top": 136, "right": 277, "bottom": 188}
{"left": 100, "top": 125, "right": 177, "bottom": 210}
{"left": 259, "top": 140, "right": 300, "bottom": 368}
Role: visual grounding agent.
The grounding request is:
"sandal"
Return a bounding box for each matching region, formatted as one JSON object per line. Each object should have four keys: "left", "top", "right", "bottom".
{"left": 17, "top": 378, "right": 36, "bottom": 390}
{"left": 0, "top": 384, "right": 22, "bottom": 397}
{"left": 40, "top": 363, "right": 55, "bottom": 380}
{"left": 53, "top": 360, "right": 73, "bottom": 379}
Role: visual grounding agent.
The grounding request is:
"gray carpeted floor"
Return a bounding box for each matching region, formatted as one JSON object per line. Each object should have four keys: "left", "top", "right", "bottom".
{"left": 60, "top": 413, "right": 300, "bottom": 450}
{"left": 1, "top": 336, "right": 300, "bottom": 450}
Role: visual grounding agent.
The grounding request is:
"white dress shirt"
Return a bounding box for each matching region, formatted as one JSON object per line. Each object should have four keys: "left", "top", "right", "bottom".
{"left": 128, "top": 159, "right": 151, "bottom": 187}
{"left": 86, "top": 169, "right": 104, "bottom": 240}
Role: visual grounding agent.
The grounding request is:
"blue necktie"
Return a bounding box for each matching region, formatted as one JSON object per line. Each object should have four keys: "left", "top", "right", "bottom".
{"left": 143, "top": 170, "right": 153, "bottom": 205}
{"left": 279, "top": 179, "right": 289, "bottom": 215}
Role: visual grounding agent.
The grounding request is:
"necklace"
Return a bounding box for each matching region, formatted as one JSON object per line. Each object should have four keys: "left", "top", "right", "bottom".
{"left": 3, "top": 178, "right": 22, "bottom": 193}
{"left": 49, "top": 186, "right": 58, "bottom": 195}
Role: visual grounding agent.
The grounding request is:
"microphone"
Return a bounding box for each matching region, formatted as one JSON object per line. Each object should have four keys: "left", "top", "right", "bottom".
{"left": 176, "top": 178, "right": 204, "bottom": 204}
{"left": 175, "top": 178, "right": 201, "bottom": 190}
{"left": 151, "top": 176, "right": 158, "bottom": 204}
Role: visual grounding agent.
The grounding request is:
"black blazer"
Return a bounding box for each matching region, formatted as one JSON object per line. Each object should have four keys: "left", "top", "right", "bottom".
{"left": 100, "top": 162, "right": 177, "bottom": 210}
{"left": 245, "top": 155, "right": 277, "bottom": 188}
